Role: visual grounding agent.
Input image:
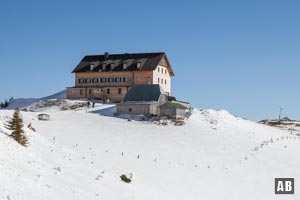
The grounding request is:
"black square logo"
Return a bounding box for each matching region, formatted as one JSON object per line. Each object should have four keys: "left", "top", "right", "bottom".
{"left": 275, "top": 178, "right": 294, "bottom": 194}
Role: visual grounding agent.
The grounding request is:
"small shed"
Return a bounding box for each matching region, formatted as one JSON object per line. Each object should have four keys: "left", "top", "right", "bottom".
{"left": 116, "top": 84, "right": 167, "bottom": 117}
{"left": 159, "top": 102, "right": 188, "bottom": 119}
{"left": 38, "top": 113, "right": 50, "bottom": 121}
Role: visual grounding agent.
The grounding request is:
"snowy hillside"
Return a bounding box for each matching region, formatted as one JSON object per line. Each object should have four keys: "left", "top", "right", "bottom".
{"left": 7, "top": 90, "right": 66, "bottom": 110}
{"left": 1, "top": 102, "right": 300, "bottom": 199}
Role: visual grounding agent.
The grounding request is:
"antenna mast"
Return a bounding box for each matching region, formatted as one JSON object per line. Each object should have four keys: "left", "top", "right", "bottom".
{"left": 279, "top": 106, "right": 283, "bottom": 122}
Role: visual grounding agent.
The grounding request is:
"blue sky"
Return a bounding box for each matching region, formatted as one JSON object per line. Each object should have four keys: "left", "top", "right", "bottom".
{"left": 0, "top": 0, "right": 300, "bottom": 121}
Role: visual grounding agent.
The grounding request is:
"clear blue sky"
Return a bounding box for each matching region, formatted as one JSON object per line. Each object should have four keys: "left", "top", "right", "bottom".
{"left": 0, "top": 0, "right": 300, "bottom": 121}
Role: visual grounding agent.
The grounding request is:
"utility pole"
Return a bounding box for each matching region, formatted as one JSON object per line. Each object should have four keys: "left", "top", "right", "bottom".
{"left": 279, "top": 106, "right": 283, "bottom": 123}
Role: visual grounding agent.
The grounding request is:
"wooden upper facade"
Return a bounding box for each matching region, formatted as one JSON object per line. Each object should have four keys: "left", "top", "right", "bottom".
{"left": 66, "top": 52, "right": 174, "bottom": 102}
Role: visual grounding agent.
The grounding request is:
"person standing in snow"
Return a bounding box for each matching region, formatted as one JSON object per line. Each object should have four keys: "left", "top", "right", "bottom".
{"left": 87, "top": 101, "right": 91, "bottom": 108}
{"left": 92, "top": 102, "right": 95, "bottom": 108}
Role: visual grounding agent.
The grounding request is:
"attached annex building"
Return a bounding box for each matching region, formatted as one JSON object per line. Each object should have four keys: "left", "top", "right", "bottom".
{"left": 67, "top": 52, "right": 174, "bottom": 102}
{"left": 116, "top": 84, "right": 190, "bottom": 119}
{"left": 116, "top": 84, "right": 167, "bottom": 117}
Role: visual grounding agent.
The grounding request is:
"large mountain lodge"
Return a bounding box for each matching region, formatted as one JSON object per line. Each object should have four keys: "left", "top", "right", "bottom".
{"left": 67, "top": 52, "right": 174, "bottom": 102}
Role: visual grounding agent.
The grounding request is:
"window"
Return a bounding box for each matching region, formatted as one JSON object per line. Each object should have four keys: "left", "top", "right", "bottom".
{"left": 100, "top": 77, "right": 106, "bottom": 83}
{"left": 137, "top": 62, "right": 141, "bottom": 69}
{"left": 92, "top": 78, "right": 98, "bottom": 83}
{"left": 137, "top": 76, "right": 141, "bottom": 81}
{"left": 128, "top": 108, "right": 132, "bottom": 112}
{"left": 123, "top": 62, "right": 127, "bottom": 69}
{"left": 165, "top": 79, "right": 167, "bottom": 84}
{"left": 146, "top": 77, "right": 151, "bottom": 84}
{"left": 123, "top": 77, "right": 129, "bottom": 82}
{"left": 158, "top": 67, "right": 160, "bottom": 73}
{"left": 107, "top": 88, "right": 110, "bottom": 94}
{"left": 78, "top": 78, "right": 84, "bottom": 83}
{"left": 111, "top": 63, "right": 115, "bottom": 70}
{"left": 88, "top": 89, "right": 93, "bottom": 94}
{"left": 102, "top": 63, "right": 106, "bottom": 70}
{"left": 115, "top": 77, "right": 122, "bottom": 82}
{"left": 118, "top": 88, "right": 122, "bottom": 94}
{"left": 108, "top": 77, "right": 114, "bottom": 82}
{"left": 86, "top": 78, "right": 91, "bottom": 83}
{"left": 161, "top": 78, "right": 163, "bottom": 84}
{"left": 158, "top": 78, "right": 160, "bottom": 83}
{"left": 80, "top": 89, "right": 84, "bottom": 95}
{"left": 165, "top": 69, "right": 167, "bottom": 74}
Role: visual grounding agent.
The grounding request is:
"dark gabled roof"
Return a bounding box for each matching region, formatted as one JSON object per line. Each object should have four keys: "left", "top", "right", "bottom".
{"left": 160, "top": 102, "right": 188, "bottom": 109}
{"left": 123, "top": 84, "right": 162, "bottom": 102}
{"left": 167, "top": 96, "right": 177, "bottom": 101}
{"left": 72, "top": 52, "right": 174, "bottom": 75}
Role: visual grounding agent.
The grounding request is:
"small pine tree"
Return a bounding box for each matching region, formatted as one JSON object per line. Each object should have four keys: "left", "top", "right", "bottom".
{"left": 5, "top": 107, "right": 28, "bottom": 147}
{"left": 3, "top": 99, "right": 9, "bottom": 108}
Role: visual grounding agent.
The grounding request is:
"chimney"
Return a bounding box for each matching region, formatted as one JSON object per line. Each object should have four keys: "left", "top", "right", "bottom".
{"left": 104, "top": 52, "right": 109, "bottom": 60}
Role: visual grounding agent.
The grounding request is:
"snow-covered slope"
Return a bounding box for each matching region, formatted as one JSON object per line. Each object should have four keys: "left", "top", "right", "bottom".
{"left": 0, "top": 104, "right": 300, "bottom": 200}
{"left": 7, "top": 90, "right": 66, "bottom": 110}
{"left": 6, "top": 98, "right": 38, "bottom": 110}
{"left": 41, "top": 90, "right": 66, "bottom": 100}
